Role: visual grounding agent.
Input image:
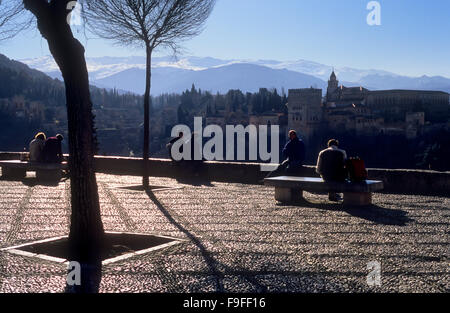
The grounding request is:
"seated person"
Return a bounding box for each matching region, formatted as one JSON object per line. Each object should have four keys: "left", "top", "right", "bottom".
{"left": 316, "top": 139, "right": 347, "bottom": 201}
{"left": 42, "top": 134, "right": 64, "bottom": 163}
{"left": 186, "top": 132, "right": 203, "bottom": 177}
{"left": 29, "top": 132, "right": 46, "bottom": 162}
{"left": 266, "top": 130, "right": 306, "bottom": 178}
{"left": 167, "top": 132, "right": 184, "bottom": 161}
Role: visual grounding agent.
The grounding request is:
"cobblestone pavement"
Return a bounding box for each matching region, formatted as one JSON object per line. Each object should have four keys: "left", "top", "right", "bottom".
{"left": 0, "top": 172, "right": 448, "bottom": 293}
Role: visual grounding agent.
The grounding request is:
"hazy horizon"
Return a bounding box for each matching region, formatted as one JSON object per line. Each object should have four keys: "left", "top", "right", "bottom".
{"left": 11, "top": 53, "right": 450, "bottom": 80}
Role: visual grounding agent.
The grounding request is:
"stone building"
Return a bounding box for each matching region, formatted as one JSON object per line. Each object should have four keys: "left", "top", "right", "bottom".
{"left": 366, "top": 89, "right": 448, "bottom": 122}
{"left": 287, "top": 88, "right": 323, "bottom": 141}
{"left": 405, "top": 112, "right": 425, "bottom": 139}
{"left": 326, "top": 71, "right": 369, "bottom": 107}
{"left": 287, "top": 71, "right": 449, "bottom": 140}
{"left": 249, "top": 113, "right": 281, "bottom": 127}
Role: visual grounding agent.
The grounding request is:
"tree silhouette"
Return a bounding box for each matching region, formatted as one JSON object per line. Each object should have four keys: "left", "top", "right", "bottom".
{"left": 83, "top": 0, "right": 216, "bottom": 188}
{"left": 1, "top": 0, "right": 105, "bottom": 291}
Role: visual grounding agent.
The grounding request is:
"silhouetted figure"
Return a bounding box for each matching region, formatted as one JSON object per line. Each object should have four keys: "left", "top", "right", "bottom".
{"left": 42, "top": 134, "right": 64, "bottom": 163}
{"left": 167, "top": 132, "right": 184, "bottom": 161}
{"left": 266, "top": 130, "right": 306, "bottom": 178}
{"left": 186, "top": 132, "right": 203, "bottom": 177}
{"left": 316, "top": 139, "right": 347, "bottom": 201}
{"left": 29, "top": 132, "right": 46, "bottom": 162}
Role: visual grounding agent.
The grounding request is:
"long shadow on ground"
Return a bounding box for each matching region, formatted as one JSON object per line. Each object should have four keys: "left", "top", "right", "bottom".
{"left": 144, "top": 188, "right": 371, "bottom": 292}
{"left": 145, "top": 188, "right": 269, "bottom": 292}
{"left": 275, "top": 197, "right": 413, "bottom": 226}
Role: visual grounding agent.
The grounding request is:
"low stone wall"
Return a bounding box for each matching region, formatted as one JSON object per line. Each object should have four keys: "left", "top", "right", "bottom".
{"left": 1, "top": 152, "right": 449, "bottom": 196}
{"left": 93, "top": 156, "right": 269, "bottom": 184}
{"left": 365, "top": 168, "right": 450, "bottom": 196}
{"left": 0, "top": 152, "right": 23, "bottom": 160}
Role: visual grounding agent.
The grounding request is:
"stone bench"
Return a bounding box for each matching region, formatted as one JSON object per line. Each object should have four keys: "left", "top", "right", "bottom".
{"left": 0, "top": 160, "right": 68, "bottom": 181}
{"left": 264, "top": 176, "right": 384, "bottom": 206}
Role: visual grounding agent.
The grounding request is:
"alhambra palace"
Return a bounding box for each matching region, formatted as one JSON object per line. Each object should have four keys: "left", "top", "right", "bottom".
{"left": 206, "top": 71, "right": 449, "bottom": 141}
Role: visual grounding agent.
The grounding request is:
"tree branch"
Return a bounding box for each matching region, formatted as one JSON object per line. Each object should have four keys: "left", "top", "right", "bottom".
{"left": 0, "top": 0, "right": 33, "bottom": 41}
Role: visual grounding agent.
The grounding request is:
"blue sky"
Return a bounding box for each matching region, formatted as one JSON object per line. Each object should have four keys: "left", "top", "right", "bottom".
{"left": 1, "top": 0, "right": 449, "bottom": 77}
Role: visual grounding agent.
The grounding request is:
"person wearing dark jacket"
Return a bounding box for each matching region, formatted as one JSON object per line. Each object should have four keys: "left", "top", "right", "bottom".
{"left": 282, "top": 130, "right": 306, "bottom": 170}
{"left": 266, "top": 130, "right": 306, "bottom": 178}
{"left": 167, "top": 132, "right": 184, "bottom": 161}
{"left": 186, "top": 132, "right": 203, "bottom": 176}
{"left": 42, "top": 134, "right": 64, "bottom": 163}
{"left": 316, "top": 139, "right": 347, "bottom": 201}
{"left": 29, "top": 132, "right": 46, "bottom": 162}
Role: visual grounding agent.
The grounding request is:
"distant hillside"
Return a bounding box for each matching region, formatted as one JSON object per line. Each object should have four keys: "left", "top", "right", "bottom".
{"left": 359, "top": 74, "right": 450, "bottom": 93}
{"left": 0, "top": 53, "right": 141, "bottom": 108}
{"left": 0, "top": 53, "right": 143, "bottom": 152}
{"left": 0, "top": 53, "right": 66, "bottom": 106}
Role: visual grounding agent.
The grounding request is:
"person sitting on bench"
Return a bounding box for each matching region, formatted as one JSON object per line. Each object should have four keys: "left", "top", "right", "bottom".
{"left": 186, "top": 132, "right": 204, "bottom": 177}
{"left": 42, "top": 134, "right": 64, "bottom": 163}
{"left": 316, "top": 139, "right": 347, "bottom": 201}
{"left": 167, "top": 132, "right": 184, "bottom": 162}
{"left": 266, "top": 130, "right": 306, "bottom": 178}
{"left": 29, "top": 132, "right": 46, "bottom": 162}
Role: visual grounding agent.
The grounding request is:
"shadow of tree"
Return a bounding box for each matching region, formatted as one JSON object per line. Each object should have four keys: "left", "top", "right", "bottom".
{"left": 145, "top": 188, "right": 373, "bottom": 292}
{"left": 145, "top": 187, "right": 224, "bottom": 291}
{"left": 145, "top": 188, "right": 268, "bottom": 292}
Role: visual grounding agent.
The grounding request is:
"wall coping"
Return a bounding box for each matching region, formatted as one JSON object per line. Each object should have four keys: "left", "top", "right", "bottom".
{"left": 1, "top": 152, "right": 449, "bottom": 196}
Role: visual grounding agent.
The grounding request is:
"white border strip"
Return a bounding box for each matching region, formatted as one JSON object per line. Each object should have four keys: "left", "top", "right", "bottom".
{"left": 1, "top": 232, "right": 186, "bottom": 265}
{"left": 111, "top": 184, "right": 184, "bottom": 192}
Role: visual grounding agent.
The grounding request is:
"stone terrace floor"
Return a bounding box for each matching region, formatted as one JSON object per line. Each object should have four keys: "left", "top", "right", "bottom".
{"left": 0, "top": 172, "right": 448, "bottom": 293}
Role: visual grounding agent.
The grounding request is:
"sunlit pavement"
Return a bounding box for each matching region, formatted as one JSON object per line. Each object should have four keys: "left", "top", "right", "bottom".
{"left": 0, "top": 171, "right": 448, "bottom": 292}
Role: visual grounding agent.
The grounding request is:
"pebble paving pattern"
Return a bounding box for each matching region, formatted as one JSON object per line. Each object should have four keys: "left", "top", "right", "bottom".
{"left": 0, "top": 170, "right": 448, "bottom": 292}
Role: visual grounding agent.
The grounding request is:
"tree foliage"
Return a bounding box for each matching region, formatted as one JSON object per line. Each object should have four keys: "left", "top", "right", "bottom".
{"left": 83, "top": 0, "right": 215, "bottom": 51}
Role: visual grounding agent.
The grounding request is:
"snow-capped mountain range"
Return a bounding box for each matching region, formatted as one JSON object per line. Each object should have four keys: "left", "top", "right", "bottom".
{"left": 19, "top": 55, "right": 450, "bottom": 96}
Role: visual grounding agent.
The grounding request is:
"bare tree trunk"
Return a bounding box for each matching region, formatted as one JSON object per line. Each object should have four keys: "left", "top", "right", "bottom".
{"left": 64, "top": 44, "right": 105, "bottom": 263}
{"left": 23, "top": 1, "right": 104, "bottom": 265}
{"left": 143, "top": 45, "right": 152, "bottom": 188}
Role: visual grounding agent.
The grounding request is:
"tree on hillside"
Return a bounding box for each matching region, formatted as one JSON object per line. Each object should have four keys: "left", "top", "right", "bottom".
{"left": 83, "top": 0, "right": 216, "bottom": 188}
{"left": 1, "top": 0, "right": 104, "bottom": 292}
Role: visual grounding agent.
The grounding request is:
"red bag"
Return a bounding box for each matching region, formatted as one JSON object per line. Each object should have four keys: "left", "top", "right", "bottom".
{"left": 346, "top": 157, "right": 368, "bottom": 182}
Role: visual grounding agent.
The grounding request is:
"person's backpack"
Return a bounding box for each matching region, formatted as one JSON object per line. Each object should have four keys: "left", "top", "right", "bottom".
{"left": 346, "top": 157, "right": 368, "bottom": 182}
